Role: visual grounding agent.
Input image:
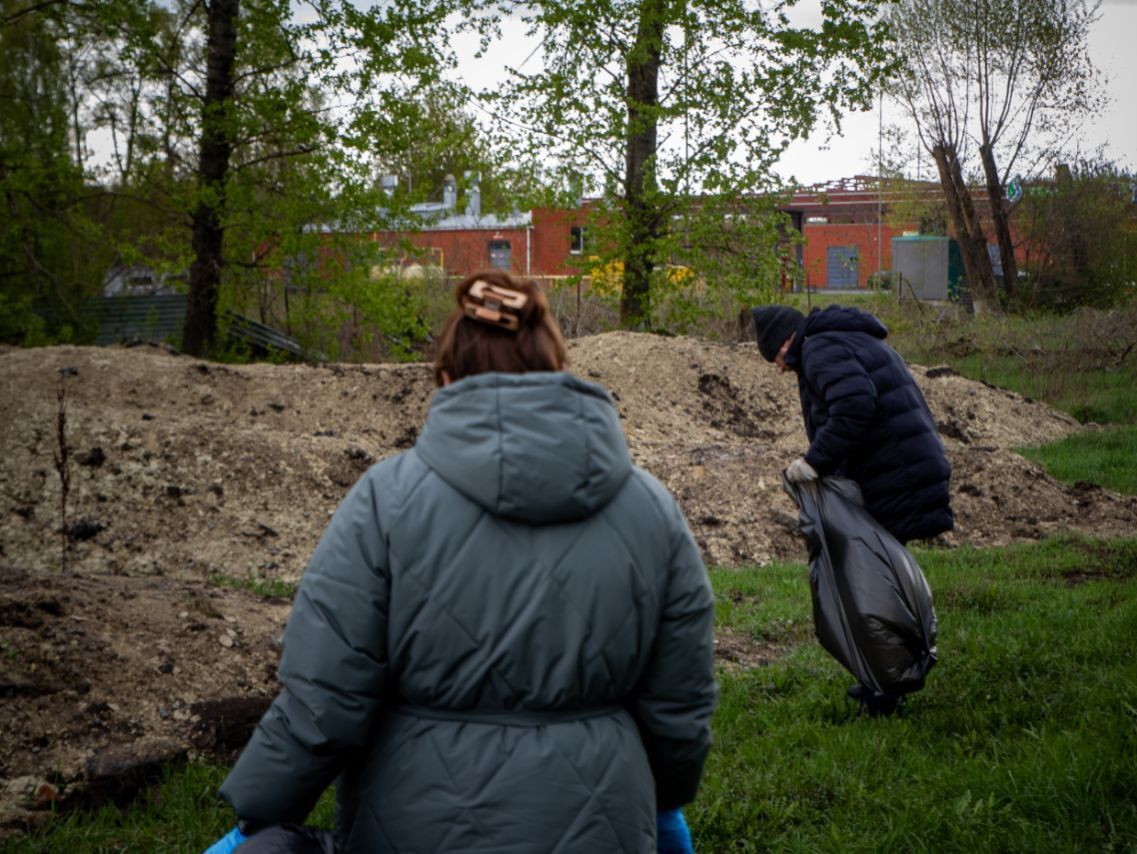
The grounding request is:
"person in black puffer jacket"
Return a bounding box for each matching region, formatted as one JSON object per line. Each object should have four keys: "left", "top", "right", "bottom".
{"left": 751, "top": 303, "right": 953, "bottom": 713}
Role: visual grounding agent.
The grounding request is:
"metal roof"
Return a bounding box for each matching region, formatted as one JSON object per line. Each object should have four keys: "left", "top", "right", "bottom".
{"left": 308, "top": 209, "right": 533, "bottom": 235}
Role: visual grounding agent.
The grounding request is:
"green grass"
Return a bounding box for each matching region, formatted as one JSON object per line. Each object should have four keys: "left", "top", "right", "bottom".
{"left": 207, "top": 573, "right": 297, "bottom": 598}
{"left": 882, "top": 303, "right": 1137, "bottom": 428}
{"left": 12, "top": 537, "right": 1136, "bottom": 852}
{"left": 2, "top": 765, "right": 335, "bottom": 853}
{"left": 721, "top": 300, "right": 1137, "bottom": 848}
{"left": 695, "top": 535, "right": 1137, "bottom": 852}
{"left": 1018, "top": 425, "right": 1137, "bottom": 495}
{"left": 943, "top": 352, "right": 1137, "bottom": 426}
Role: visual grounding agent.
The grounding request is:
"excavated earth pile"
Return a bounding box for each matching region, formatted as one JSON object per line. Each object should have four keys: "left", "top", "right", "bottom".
{"left": 2, "top": 335, "right": 1135, "bottom": 834}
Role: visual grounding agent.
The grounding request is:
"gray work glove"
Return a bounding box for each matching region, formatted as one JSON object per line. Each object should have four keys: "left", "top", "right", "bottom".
{"left": 785, "top": 457, "right": 818, "bottom": 483}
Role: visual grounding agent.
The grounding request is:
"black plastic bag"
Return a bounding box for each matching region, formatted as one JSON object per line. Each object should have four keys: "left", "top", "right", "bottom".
{"left": 783, "top": 476, "right": 937, "bottom": 695}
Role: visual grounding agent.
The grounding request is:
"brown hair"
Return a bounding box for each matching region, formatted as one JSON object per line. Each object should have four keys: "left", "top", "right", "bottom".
{"left": 433, "top": 270, "right": 569, "bottom": 386}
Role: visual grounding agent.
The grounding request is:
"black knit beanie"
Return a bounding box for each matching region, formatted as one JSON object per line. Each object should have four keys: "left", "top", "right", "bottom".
{"left": 751, "top": 305, "right": 805, "bottom": 362}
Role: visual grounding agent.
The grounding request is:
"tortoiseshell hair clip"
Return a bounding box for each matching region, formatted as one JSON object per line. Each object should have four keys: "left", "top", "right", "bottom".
{"left": 463, "top": 280, "right": 528, "bottom": 332}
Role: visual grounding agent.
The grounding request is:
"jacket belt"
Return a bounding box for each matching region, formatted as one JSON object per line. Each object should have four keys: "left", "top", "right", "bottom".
{"left": 392, "top": 703, "right": 623, "bottom": 726}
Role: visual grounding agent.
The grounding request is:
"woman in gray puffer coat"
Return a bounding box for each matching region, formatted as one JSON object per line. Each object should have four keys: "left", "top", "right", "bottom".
{"left": 213, "top": 271, "right": 718, "bottom": 853}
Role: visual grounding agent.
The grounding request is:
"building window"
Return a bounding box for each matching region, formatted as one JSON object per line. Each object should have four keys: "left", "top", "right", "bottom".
{"left": 570, "top": 226, "right": 585, "bottom": 254}
{"left": 488, "top": 240, "right": 511, "bottom": 270}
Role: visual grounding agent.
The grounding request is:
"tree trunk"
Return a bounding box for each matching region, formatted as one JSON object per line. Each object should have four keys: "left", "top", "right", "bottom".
{"left": 978, "top": 142, "right": 1018, "bottom": 300}
{"left": 948, "top": 152, "right": 1000, "bottom": 312}
{"left": 66, "top": 53, "right": 84, "bottom": 172}
{"left": 931, "top": 143, "right": 999, "bottom": 313}
{"left": 183, "top": 0, "right": 239, "bottom": 357}
{"left": 620, "top": 0, "right": 664, "bottom": 329}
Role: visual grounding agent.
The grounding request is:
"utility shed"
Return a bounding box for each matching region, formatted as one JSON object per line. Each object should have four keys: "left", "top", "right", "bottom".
{"left": 891, "top": 236, "right": 963, "bottom": 301}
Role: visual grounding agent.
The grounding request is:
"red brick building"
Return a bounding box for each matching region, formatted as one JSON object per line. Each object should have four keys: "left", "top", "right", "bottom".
{"left": 347, "top": 174, "right": 1003, "bottom": 292}
{"left": 783, "top": 176, "right": 1009, "bottom": 290}
{"left": 786, "top": 177, "right": 925, "bottom": 289}
{"left": 338, "top": 175, "right": 591, "bottom": 282}
{"left": 362, "top": 206, "right": 587, "bottom": 281}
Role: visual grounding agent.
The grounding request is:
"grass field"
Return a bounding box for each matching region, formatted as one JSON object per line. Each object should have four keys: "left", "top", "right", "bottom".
{"left": 1017, "top": 425, "right": 1137, "bottom": 496}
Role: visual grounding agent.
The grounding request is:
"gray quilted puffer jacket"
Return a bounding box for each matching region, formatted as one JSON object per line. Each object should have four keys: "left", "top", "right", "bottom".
{"left": 219, "top": 371, "right": 718, "bottom": 853}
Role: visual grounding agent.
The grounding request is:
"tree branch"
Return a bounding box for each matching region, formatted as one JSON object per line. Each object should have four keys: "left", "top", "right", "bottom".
{"left": 1, "top": 0, "right": 67, "bottom": 27}
{"left": 233, "top": 57, "right": 301, "bottom": 85}
{"left": 233, "top": 145, "right": 318, "bottom": 171}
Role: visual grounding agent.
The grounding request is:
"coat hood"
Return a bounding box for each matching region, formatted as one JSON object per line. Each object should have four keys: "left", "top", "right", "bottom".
{"left": 802, "top": 304, "right": 888, "bottom": 339}
{"left": 785, "top": 305, "right": 887, "bottom": 370}
{"left": 414, "top": 371, "right": 633, "bottom": 524}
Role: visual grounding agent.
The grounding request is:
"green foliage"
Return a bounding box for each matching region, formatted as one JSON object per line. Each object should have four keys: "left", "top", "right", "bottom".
{"left": 344, "top": 274, "right": 433, "bottom": 363}
{"left": 0, "top": 2, "right": 112, "bottom": 344}
{"left": 240, "top": 238, "right": 439, "bottom": 364}
{"left": 2, "top": 0, "right": 482, "bottom": 355}
{"left": 653, "top": 193, "right": 797, "bottom": 338}
{"left": 1013, "top": 162, "right": 1137, "bottom": 311}
{"left": 550, "top": 188, "right": 801, "bottom": 339}
{"left": 488, "top": 0, "right": 894, "bottom": 189}
{"left": 371, "top": 83, "right": 554, "bottom": 215}
{"left": 0, "top": 291, "right": 45, "bottom": 344}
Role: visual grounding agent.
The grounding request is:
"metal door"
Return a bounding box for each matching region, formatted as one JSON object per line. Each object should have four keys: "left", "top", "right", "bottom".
{"left": 826, "top": 246, "right": 860, "bottom": 289}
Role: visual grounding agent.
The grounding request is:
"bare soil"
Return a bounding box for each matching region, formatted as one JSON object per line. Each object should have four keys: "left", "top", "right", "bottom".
{"left": 3, "top": 334, "right": 1135, "bottom": 835}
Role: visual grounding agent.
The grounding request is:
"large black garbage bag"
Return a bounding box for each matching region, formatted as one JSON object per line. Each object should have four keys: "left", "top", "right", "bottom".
{"left": 783, "top": 476, "right": 937, "bottom": 695}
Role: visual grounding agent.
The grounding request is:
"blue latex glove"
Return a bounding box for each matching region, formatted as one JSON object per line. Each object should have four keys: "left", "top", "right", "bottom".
{"left": 203, "top": 825, "right": 247, "bottom": 854}
{"left": 657, "top": 808, "right": 694, "bottom": 854}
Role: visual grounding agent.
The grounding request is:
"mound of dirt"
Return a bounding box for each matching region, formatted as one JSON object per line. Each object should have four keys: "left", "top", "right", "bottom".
{"left": 2, "top": 335, "right": 1135, "bottom": 834}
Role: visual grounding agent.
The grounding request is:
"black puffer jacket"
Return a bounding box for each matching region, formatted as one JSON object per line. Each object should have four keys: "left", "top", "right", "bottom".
{"left": 783, "top": 305, "right": 953, "bottom": 543}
